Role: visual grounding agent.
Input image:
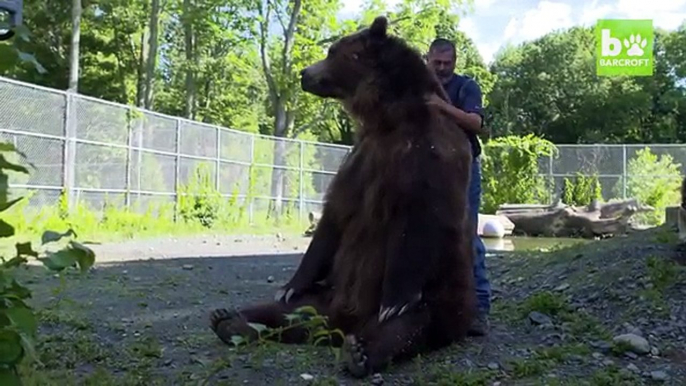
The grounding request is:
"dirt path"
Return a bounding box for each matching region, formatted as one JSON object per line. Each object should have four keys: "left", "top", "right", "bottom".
{"left": 17, "top": 228, "right": 686, "bottom": 385}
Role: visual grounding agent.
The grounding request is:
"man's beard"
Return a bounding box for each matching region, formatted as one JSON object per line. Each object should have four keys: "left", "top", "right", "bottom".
{"left": 436, "top": 69, "right": 452, "bottom": 83}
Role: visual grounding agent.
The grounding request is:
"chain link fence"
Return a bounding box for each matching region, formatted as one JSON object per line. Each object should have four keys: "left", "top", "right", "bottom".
{"left": 1, "top": 75, "right": 684, "bottom": 223}
{"left": 539, "top": 144, "right": 686, "bottom": 206}
{"left": 0, "top": 76, "right": 350, "bottom": 223}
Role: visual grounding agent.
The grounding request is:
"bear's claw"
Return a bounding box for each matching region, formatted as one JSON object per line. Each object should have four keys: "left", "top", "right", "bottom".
{"left": 274, "top": 287, "right": 295, "bottom": 303}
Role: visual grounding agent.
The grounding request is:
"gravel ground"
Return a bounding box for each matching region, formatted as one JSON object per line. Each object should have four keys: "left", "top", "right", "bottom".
{"left": 16, "top": 227, "right": 686, "bottom": 385}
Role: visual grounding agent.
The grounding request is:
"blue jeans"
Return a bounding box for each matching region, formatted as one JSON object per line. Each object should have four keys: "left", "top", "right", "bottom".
{"left": 469, "top": 157, "right": 491, "bottom": 314}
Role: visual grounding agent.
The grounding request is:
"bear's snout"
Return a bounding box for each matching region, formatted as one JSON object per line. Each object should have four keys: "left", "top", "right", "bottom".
{"left": 300, "top": 63, "right": 334, "bottom": 97}
{"left": 300, "top": 66, "right": 323, "bottom": 93}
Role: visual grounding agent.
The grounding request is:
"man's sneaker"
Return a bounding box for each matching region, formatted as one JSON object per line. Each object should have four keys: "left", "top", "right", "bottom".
{"left": 467, "top": 312, "right": 490, "bottom": 337}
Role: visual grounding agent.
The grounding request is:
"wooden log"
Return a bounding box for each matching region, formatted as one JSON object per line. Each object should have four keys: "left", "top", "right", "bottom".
{"left": 495, "top": 199, "right": 654, "bottom": 238}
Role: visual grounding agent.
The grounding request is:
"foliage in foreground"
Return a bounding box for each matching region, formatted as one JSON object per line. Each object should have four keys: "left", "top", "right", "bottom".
{"left": 0, "top": 142, "right": 96, "bottom": 385}
{"left": 229, "top": 305, "right": 344, "bottom": 358}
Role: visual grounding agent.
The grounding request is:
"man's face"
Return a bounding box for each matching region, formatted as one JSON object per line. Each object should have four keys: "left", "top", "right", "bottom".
{"left": 427, "top": 49, "right": 456, "bottom": 83}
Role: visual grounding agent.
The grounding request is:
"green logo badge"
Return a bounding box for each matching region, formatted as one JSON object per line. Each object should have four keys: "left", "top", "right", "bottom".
{"left": 596, "top": 19, "right": 653, "bottom": 76}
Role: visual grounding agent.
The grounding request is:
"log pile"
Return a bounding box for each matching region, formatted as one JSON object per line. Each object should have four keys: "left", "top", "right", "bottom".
{"left": 495, "top": 198, "right": 654, "bottom": 238}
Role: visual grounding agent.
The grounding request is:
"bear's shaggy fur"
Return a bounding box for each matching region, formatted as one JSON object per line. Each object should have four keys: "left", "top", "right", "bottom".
{"left": 210, "top": 16, "right": 476, "bottom": 377}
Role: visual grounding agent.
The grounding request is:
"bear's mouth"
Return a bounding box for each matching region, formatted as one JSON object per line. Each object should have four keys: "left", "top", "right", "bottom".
{"left": 301, "top": 75, "right": 340, "bottom": 99}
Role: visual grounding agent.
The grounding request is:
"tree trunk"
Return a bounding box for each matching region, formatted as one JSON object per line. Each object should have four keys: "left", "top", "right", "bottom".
{"left": 136, "top": 29, "right": 149, "bottom": 107}
{"left": 68, "top": 0, "right": 82, "bottom": 93}
{"left": 268, "top": 104, "right": 290, "bottom": 219}
{"left": 144, "top": 0, "right": 161, "bottom": 110}
{"left": 257, "top": 0, "right": 302, "bottom": 221}
{"left": 183, "top": 0, "right": 195, "bottom": 119}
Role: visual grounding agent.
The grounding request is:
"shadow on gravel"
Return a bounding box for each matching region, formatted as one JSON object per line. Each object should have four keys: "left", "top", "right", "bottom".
{"left": 14, "top": 229, "right": 686, "bottom": 385}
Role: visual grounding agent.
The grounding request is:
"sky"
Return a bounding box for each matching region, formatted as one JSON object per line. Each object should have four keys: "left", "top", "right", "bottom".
{"left": 337, "top": 0, "right": 686, "bottom": 65}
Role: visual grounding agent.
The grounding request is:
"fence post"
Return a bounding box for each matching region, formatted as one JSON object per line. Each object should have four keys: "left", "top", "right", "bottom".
{"left": 215, "top": 127, "right": 221, "bottom": 191}
{"left": 174, "top": 118, "right": 182, "bottom": 221}
{"left": 136, "top": 115, "right": 143, "bottom": 203}
{"left": 62, "top": 92, "right": 76, "bottom": 210}
{"left": 249, "top": 135, "right": 255, "bottom": 224}
{"left": 548, "top": 152, "right": 554, "bottom": 204}
{"left": 299, "top": 140, "right": 304, "bottom": 223}
{"left": 622, "top": 144, "right": 627, "bottom": 199}
{"left": 124, "top": 106, "right": 134, "bottom": 208}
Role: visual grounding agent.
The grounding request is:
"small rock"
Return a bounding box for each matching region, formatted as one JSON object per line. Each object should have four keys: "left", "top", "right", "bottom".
{"left": 623, "top": 323, "right": 643, "bottom": 337}
{"left": 492, "top": 383, "right": 502, "bottom": 386}
{"left": 613, "top": 333, "right": 651, "bottom": 355}
{"left": 182, "top": 264, "right": 194, "bottom": 270}
{"left": 568, "top": 354, "right": 585, "bottom": 363}
{"left": 602, "top": 359, "right": 615, "bottom": 366}
{"left": 590, "top": 341, "right": 613, "bottom": 354}
{"left": 651, "top": 346, "right": 660, "bottom": 356}
{"left": 554, "top": 283, "right": 570, "bottom": 292}
{"left": 592, "top": 352, "right": 604, "bottom": 360}
{"left": 529, "top": 311, "right": 553, "bottom": 326}
{"left": 371, "top": 373, "right": 384, "bottom": 385}
{"left": 650, "top": 370, "right": 669, "bottom": 382}
{"left": 300, "top": 373, "right": 314, "bottom": 381}
{"left": 487, "top": 362, "right": 499, "bottom": 370}
{"left": 267, "top": 275, "right": 275, "bottom": 283}
{"left": 625, "top": 351, "right": 638, "bottom": 360}
{"left": 627, "top": 363, "right": 640, "bottom": 373}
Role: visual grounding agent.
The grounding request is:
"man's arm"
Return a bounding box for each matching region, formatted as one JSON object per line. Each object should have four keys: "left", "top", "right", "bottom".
{"left": 430, "top": 80, "right": 488, "bottom": 137}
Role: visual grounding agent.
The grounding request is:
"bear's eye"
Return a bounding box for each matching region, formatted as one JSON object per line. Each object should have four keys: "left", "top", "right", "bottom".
{"left": 351, "top": 53, "right": 359, "bottom": 60}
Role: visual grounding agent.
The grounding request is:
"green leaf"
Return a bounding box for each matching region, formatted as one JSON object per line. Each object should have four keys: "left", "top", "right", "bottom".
{"left": 0, "top": 155, "right": 28, "bottom": 174}
{"left": 41, "top": 229, "right": 77, "bottom": 245}
{"left": 0, "top": 219, "right": 14, "bottom": 238}
{"left": 230, "top": 335, "right": 245, "bottom": 347}
{"left": 0, "top": 197, "right": 24, "bottom": 213}
{"left": 247, "top": 323, "right": 268, "bottom": 334}
{"left": 294, "top": 305, "right": 318, "bottom": 316}
{"left": 0, "top": 367, "right": 21, "bottom": 386}
{"left": 5, "top": 307, "right": 37, "bottom": 338}
{"left": 2, "top": 256, "right": 27, "bottom": 269}
{"left": 0, "top": 329, "right": 24, "bottom": 366}
{"left": 15, "top": 242, "right": 38, "bottom": 258}
{"left": 38, "top": 250, "right": 79, "bottom": 272}
{"left": 68, "top": 241, "right": 96, "bottom": 272}
{"left": 0, "top": 143, "right": 18, "bottom": 153}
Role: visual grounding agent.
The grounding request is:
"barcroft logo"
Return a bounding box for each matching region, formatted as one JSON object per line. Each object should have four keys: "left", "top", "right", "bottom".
{"left": 596, "top": 19, "right": 653, "bottom": 76}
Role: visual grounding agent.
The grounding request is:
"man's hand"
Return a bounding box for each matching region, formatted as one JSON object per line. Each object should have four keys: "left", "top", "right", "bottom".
{"left": 426, "top": 93, "right": 486, "bottom": 136}
{"left": 425, "top": 93, "right": 449, "bottom": 110}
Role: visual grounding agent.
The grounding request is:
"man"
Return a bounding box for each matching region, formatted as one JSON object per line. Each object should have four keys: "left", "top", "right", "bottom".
{"left": 425, "top": 38, "right": 492, "bottom": 336}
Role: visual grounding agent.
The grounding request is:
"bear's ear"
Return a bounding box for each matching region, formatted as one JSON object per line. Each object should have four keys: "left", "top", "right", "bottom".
{"left": 369, "top": 16, "right": 388, "bottom": 38}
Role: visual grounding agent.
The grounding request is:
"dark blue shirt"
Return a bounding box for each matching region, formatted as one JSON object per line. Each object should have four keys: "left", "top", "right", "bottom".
{"left": 442, "top": 73, "right": 484, "bottom": 158}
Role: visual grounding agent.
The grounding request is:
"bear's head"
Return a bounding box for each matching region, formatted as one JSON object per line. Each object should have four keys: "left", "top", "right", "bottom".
{"left": 300, "top": 16, "right": 435, "bottom": 104}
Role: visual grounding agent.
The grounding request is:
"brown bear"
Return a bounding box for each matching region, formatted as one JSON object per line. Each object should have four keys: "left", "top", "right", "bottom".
{"left": 209, "top": 15, "right": 476, "bottom": 378}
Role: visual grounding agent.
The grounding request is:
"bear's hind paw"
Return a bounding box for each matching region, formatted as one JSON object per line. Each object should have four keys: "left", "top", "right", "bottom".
{"left": 341, "top": 334, "right": 370, "bottom": 378}
{"left": 209, "top": 308, "right": 248, "bottom": 345}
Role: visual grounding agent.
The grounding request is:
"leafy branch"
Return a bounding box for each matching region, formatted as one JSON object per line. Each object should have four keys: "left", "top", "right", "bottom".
{"left": 230, "top": 305, "right": 344, "bottom": 357}
{"left": 0, "top": 142, "right": 96, "bottom": 385}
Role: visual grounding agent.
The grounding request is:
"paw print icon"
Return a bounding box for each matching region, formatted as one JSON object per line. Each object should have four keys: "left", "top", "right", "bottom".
{"left": 624, "top": 34, "right": 647, "bottom": 56}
